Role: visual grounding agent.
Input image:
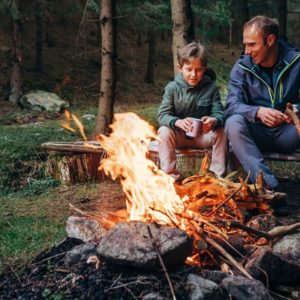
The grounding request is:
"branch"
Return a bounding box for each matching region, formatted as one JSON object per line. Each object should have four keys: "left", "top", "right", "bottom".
{"left": 204, "top": 236, "right": 253, "bottom": 280}
{"left": 147, "top": 225, "right": 177, "bottom": 300}
{"left": 285, "top": 102, "right": 300, "bottom": 138}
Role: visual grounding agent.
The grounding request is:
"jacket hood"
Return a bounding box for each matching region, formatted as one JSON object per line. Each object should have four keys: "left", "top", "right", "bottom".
{"left": 174, "top": 72, "right": 212, "bottom": 90}
{"left": 238, "top": 39, "right": 300, "bottom": 69}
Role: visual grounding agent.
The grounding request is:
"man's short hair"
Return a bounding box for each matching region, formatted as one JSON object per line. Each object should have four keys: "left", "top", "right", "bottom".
{"left": 177, "top": 42, "right": 208, "bottom": 67}
{"left": 244, "top": 16, "right": 279, "bottom": 43}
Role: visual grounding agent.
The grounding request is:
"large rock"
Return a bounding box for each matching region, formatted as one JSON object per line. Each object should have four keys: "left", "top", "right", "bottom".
{"left": 187, "top": 273, "right": 224, "bottom": 300}
{"left": 221, "top": 275, "right": 274, "bottom": 300}
{"left": 66, "top": 216, "right": 107, "bottom": 242}
{"left": 20, "top": 90, "right": 69, "bottom": 112}
{"left": 97, "top": 221, "right": 193, "bottom": 269}
{"left": 272, "top": 232, "right": 300, "bottom": 260}
{"left": 245, "top": 247, "right": 300, "bottom": 286}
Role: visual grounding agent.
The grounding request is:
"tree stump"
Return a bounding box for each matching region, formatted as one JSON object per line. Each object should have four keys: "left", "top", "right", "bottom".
{"left": 41, "top": 141, "right": 107, "bottom": 185}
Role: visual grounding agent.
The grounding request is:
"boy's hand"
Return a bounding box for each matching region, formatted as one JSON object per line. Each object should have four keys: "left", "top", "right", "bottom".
{"left": 201, "top": 116, "right": 217, "bottom": 133}
{"left": 175, "top": 118, "right": 193, "bottom": 132}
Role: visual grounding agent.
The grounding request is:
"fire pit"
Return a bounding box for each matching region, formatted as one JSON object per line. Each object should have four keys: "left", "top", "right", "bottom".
{"left": 1, "top": 112, "right": 300, "bottom": 299}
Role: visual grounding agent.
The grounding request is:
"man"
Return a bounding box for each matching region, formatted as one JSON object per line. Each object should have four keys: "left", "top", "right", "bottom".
{"left": 225, "top": 16, "right": 300, "bottom": 215}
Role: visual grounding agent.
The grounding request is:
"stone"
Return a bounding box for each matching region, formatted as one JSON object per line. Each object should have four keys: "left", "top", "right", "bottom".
{"left": 97, "top": 221, "right": 193, "bottom": 269}
{"left": 66, "top": 216, "right": 107, "bottom": 242}
{"left": 20, "top": 90, "right": 69, "bottom": 112}
{"left": 221, "top": 275, "right": 274, "bottom": 300}
{"left": 187, "top": 273, "right": 224, "bottom": 300}
{"left": 65, "top": 242, "right": 98, "bottom": 267}
{"left": 272, "top": 232, "right": 300, "bottom": 260}
{"left": 199, "top": 270, "right": 230, "bottom": 284}
{"left": 245, "top": 247, "right": 300, "bottom": 286}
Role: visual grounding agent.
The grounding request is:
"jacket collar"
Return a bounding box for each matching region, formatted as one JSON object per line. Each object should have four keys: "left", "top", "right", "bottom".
{"left": 239, "top": 39, "right": 299, "bottom": 71}
{"left": 175, "top": 72, "right": 211, "bottom": 90}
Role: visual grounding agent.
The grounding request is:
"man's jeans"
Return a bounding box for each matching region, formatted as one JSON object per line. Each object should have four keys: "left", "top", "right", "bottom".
{"left": 225, "top": 114, "right": 300, "bottom": 189}
{"left": 158, "top": 126, "right": 228, "bottom": 177}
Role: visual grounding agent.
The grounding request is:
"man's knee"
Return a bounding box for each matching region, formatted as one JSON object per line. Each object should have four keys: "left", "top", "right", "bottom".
{"left": 225, "top": 114, "right": 247, "bottom": 137}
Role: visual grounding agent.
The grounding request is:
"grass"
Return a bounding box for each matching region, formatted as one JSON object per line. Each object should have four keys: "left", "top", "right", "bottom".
{"left": 0, "top": 102, "right": 160, "bottom": 273}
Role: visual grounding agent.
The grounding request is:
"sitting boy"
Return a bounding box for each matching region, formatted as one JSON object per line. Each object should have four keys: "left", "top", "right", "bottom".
{"left": 157, "top": 42, "right": 227, "bottom": 180}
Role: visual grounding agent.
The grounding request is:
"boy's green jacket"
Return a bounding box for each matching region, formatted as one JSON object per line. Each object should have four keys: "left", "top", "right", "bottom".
{"left": 158, "top": 73, "right": 225, "bottom": 128}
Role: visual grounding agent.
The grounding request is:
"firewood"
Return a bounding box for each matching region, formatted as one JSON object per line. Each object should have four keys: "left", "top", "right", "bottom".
{"left": 204, "top": 236, "right": 253, "bottom": 279}
{"left": 285, "top": 102, "right": 300, "bottom": 138}
{"left": 147, "top": 225, "right": 177, "bottom": 300}
{"left": 267, "top": 222, "right": 300, "bottom": 239}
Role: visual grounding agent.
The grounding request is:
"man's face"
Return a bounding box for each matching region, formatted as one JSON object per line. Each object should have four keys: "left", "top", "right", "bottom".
{"left": 243, "top": 26, "right": 275, "bottom": 67}
{"left": 178, "top": 58, "right": 206, "bottom": 86}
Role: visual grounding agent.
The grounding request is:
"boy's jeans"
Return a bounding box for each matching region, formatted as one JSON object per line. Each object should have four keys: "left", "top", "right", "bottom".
{"left": 158, "top": 126, "right": 228, "bottom": 177}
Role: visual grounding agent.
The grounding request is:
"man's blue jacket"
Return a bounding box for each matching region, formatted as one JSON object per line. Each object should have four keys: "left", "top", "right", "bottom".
{"left": 225, "top": 40, "right": 300, "bottom": 122}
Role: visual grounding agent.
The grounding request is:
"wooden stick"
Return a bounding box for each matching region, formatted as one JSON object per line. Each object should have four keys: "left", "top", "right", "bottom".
{"left": 147, "top": 225, "right": 177, "bottom": 300}
{"left": 225, "top": 221, "right": 271, "bottom": 240}
{"left": 181, "top": 210, "right": 228, "bottom": 239}
{"left": 285, "top": 103, "right": 300, "bottom": 138}
{"left": 206, "top": 184, "right": 243, "bottom": 217}
{"left": 267, "top": 222, "right": 300, "bottom": 239}
{"left": 204, "top": 236, "right": 253, "bottom": 280}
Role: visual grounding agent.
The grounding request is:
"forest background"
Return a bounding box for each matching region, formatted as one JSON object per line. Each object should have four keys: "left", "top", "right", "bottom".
{"left": 1, "top": 0, "right": 300, "bottom": 273}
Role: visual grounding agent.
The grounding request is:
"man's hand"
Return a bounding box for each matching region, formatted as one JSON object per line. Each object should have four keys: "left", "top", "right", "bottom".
{"left": 201, "top": 116, "right": 217, "bottom": 133}
{"left": 175, "top": 118, "right": 193, "bottom": 132}
{"left": 256, "top": 107, "right": 289, "bottom": 127}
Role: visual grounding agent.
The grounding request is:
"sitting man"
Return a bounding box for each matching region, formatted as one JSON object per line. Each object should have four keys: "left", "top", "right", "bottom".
{"left": 225, "top": 16, "right": 300, "bottom": 215}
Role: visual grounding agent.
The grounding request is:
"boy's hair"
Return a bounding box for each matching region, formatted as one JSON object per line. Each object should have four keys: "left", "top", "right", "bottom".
{"left": 177, "top": 42, "right": 208, "bottom": 68}
{"left": 243, "top": 16, "right": 279, "bottom": 44}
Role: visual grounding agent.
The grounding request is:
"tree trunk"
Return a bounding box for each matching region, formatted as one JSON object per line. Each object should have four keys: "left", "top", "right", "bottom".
{"left": 9, "top": 1, "right": 22, "bottom": 105}
{"left": 93, "top": 0, "right": 116, "bottom": 137}
{"left": 278, "top": 0, "right": 287, "bottom": 40}
{"left": 35, "top": 1, "right": 44, "bottom": 71}
{"left": 231, "top": 0, "right": 249, "bottom": 45}
{"left": 144, "top": 30, "right": 156, "bottom": 84}
{"left": 171, "top": 0, "right": 193, "bottom": 76}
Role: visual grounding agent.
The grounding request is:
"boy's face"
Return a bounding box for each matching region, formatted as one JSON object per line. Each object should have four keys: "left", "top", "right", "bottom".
{"left": 178, "top": 58, "right": 207, "bottom": 86}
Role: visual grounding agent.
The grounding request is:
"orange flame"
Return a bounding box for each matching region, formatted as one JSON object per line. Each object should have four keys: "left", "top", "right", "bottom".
{"left": 61, "top": 110, "right": 87, "bottom": 141}
{"left": 99, "top": 113, "right": 187, "bottom": 226}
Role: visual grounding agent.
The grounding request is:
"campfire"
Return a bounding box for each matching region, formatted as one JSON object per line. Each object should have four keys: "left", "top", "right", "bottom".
{"left": 67, "top": 112, "right": 300, "bottom": 277}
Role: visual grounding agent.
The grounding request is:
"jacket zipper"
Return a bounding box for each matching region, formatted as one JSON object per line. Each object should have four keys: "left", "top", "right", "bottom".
{"left": 238, "top": 53, "right": 300, "bottom": 108}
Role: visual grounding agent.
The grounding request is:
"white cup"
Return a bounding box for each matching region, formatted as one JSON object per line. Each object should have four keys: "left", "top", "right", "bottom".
{"left": 186, "top": 118, "right": 203, "bottom": 138}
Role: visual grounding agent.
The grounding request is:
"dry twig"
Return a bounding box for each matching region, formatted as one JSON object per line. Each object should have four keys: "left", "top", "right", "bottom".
{"left": 285, "top": 102, "right": 300, "bottom": 138}
{"left": 147, "top": 225, "right": 177, "bottom": 300}
{"left": 204, "top": 236, "right": 253, "bottom": 280}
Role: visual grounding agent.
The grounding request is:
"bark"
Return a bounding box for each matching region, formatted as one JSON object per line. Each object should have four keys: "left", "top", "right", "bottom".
{"left": 9, "top": 1, "right": 22, "bottom": 104}
{"left": 171, "top": 0, "right": 193, "bottom": 76}
{"left": 278, "top": 0, "right": 287, "bottom": 40}
{"left": 35, "top": 1, "right": 44, "bottom": 71}
{"left": 45, "top": 152, "right": 107, "bottom": 185}
{"left": 144, "top": 30, "right": 156, "bottom": 84}
{"left": 94, "top": 0, "right": 116, "bottom": 137}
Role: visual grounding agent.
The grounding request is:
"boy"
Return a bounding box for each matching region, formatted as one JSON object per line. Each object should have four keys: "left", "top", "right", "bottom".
{"left": 157, "top": 42, "right": 227, "bottom": 181}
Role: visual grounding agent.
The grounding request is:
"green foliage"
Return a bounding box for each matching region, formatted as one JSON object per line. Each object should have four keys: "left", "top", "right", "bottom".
{"left": 192, "top": 0, "right": 232, "bottom": 42}
{"left": 0, "top": 117, "right": 92, "bottom": 194}
{"left": 117, "top": 0, "right": 171, "bottom": 35}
